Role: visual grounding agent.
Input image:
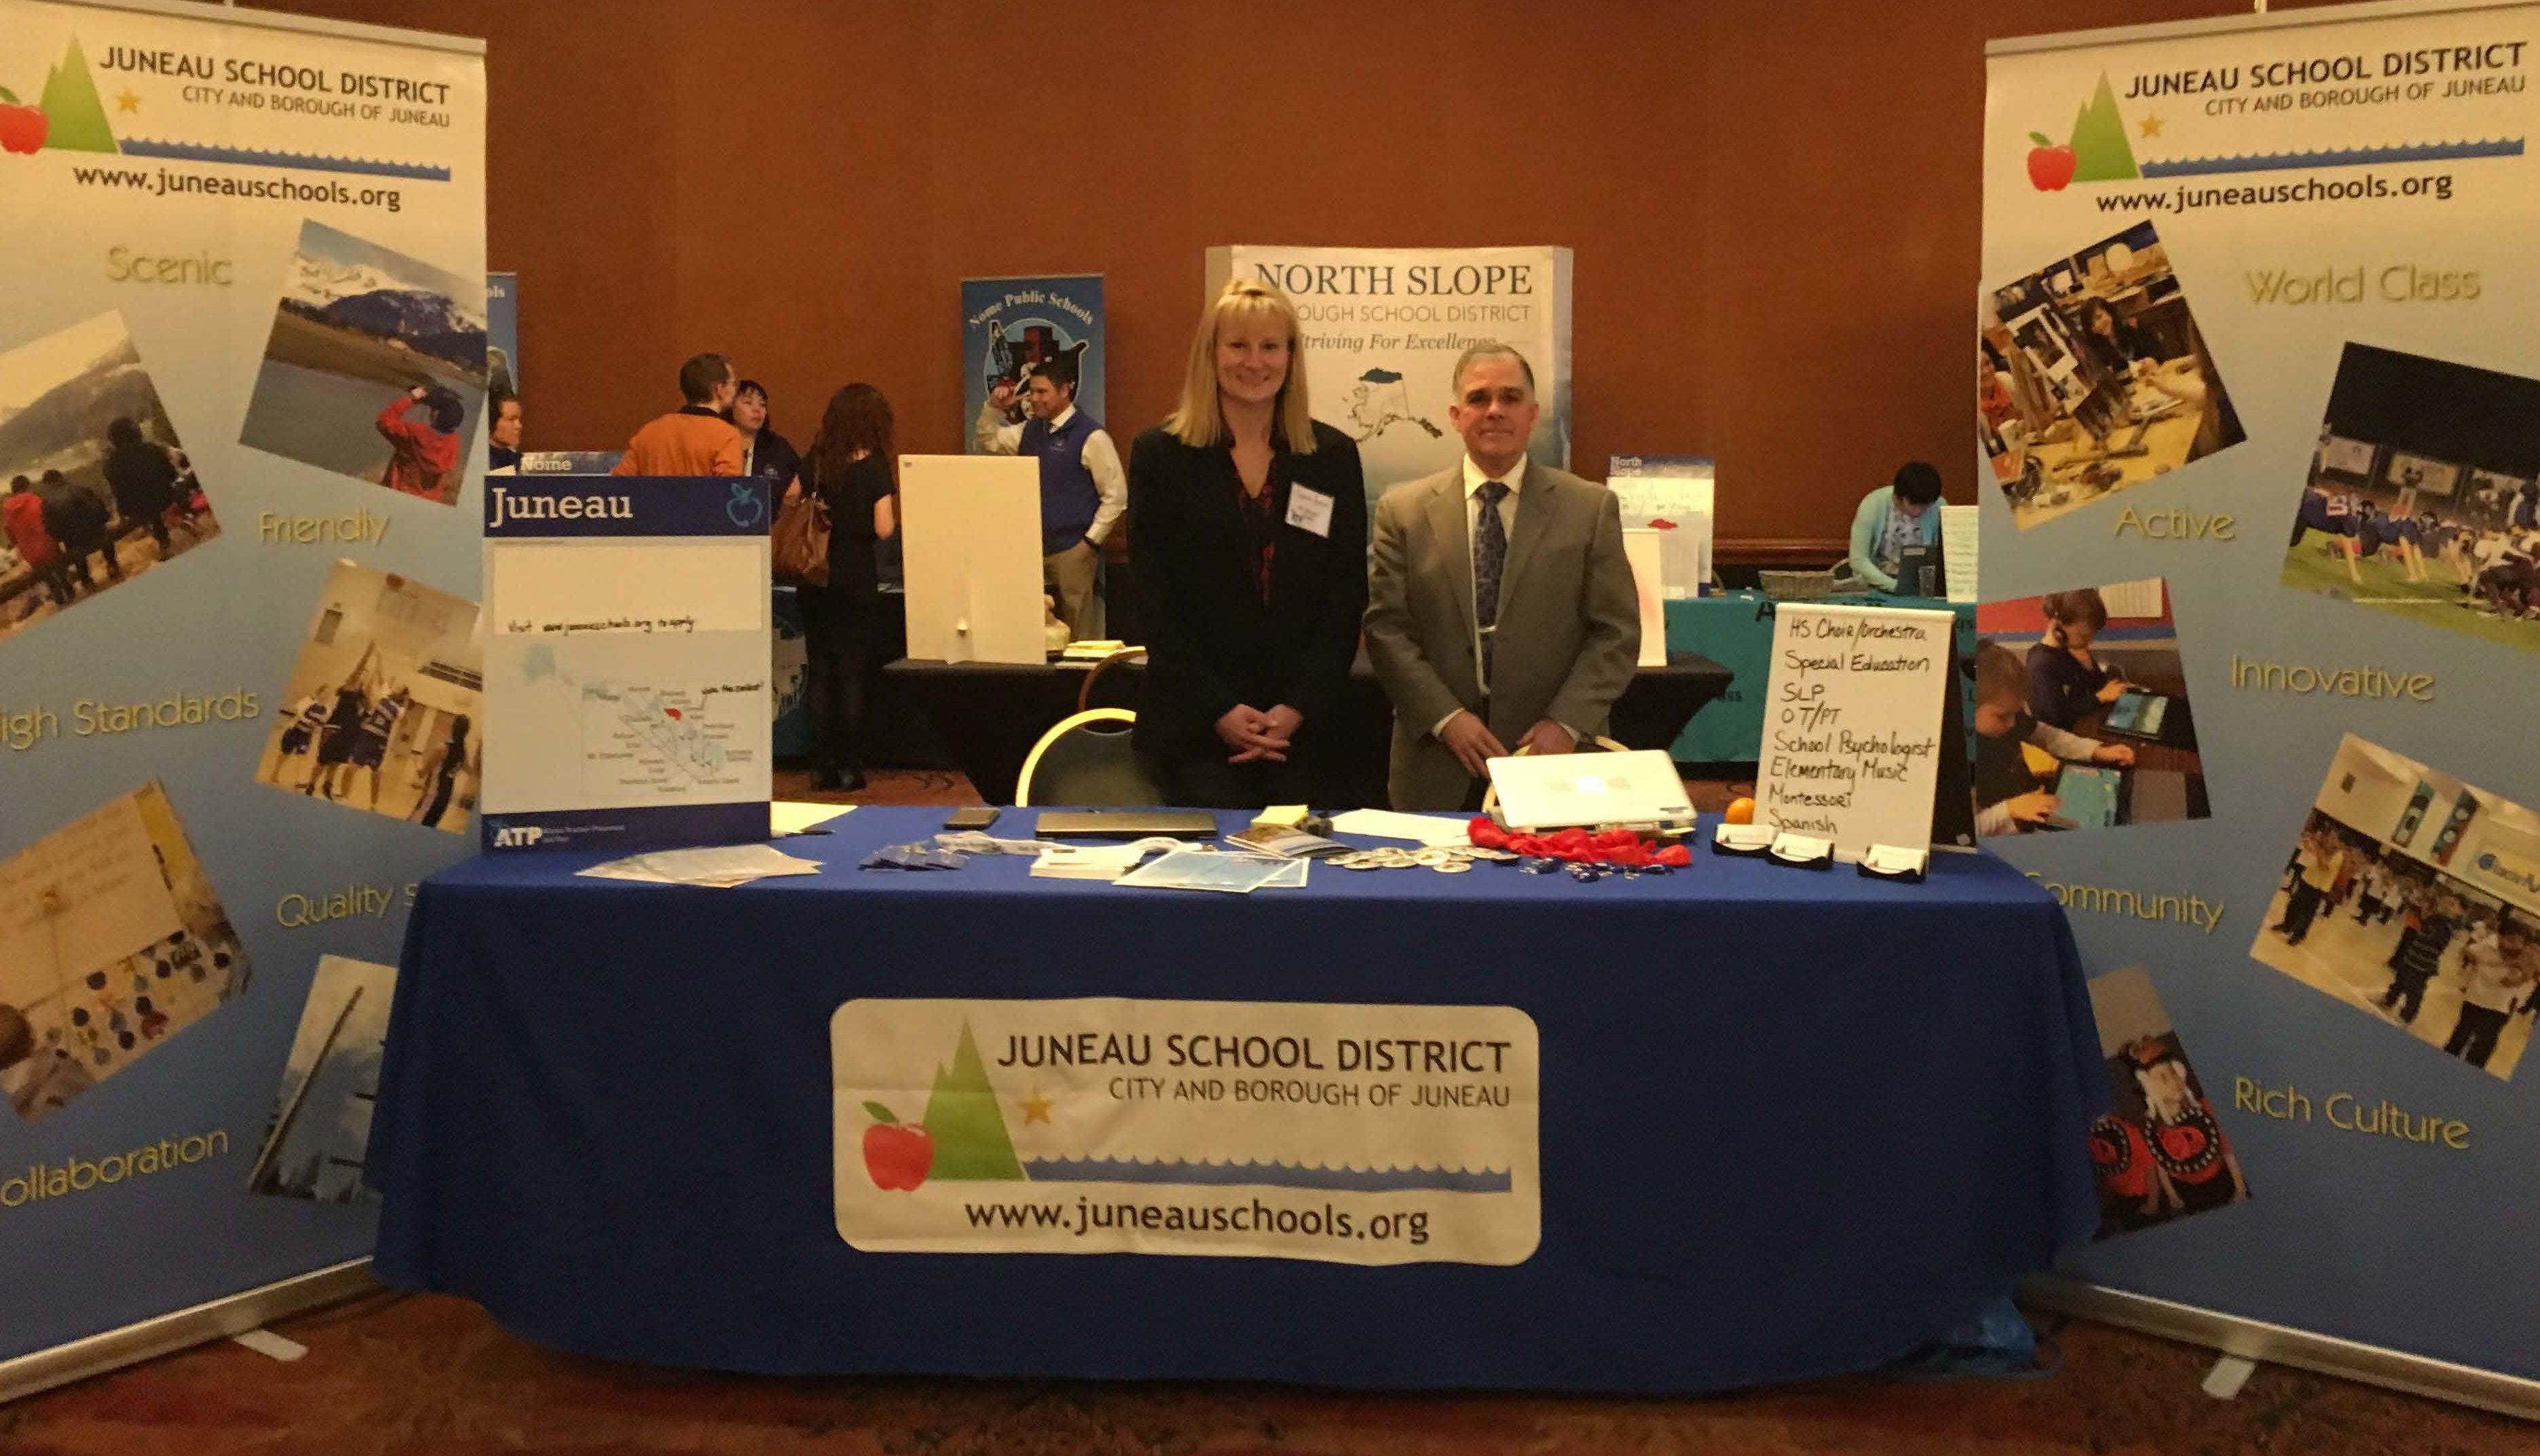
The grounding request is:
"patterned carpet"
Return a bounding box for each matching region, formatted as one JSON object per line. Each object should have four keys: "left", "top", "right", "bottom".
{"left": 1, "top": 1292, "right": 2529, "bottom": 1455}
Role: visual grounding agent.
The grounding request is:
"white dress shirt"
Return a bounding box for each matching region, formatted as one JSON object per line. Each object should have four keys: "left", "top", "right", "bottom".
{"left": 1433, "top": 455, "right": 1533, "bottom": 739}
{"left": 973, "top": 400, "right": 1129, "bottom": 547}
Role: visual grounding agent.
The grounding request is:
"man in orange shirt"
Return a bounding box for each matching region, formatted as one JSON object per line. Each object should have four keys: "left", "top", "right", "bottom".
{"left": 614, "top": 353, "right": 745, "bottom": 477}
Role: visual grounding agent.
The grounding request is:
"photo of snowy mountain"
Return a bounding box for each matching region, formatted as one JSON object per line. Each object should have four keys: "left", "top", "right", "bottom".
{"left": 239, "top": 220, "right": 488, "bottom": 506}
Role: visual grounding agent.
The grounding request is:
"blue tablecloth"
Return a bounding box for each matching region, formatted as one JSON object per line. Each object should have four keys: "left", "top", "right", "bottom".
{"left": 371, "top": 807, "right": 2104, "bottom": 1392}
{"left": 1666, "top": 592, "right": 1979, "bottom": 764}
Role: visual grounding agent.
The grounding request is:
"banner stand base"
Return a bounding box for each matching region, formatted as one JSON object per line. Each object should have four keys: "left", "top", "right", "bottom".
{"left": 2022, "top": 1275, "right": 2540, "bottom": 1422}
{"left": 0, "top": 1259, "right": 375, "bottom": 1408}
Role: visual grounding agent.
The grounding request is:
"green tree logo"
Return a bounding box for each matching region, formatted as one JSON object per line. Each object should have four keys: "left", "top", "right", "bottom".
{"left": 918, "top": 1024, "right": 1025, "bottom": 1180}
{"left": 37, "top": 37, "right": 118, "bottom": 153}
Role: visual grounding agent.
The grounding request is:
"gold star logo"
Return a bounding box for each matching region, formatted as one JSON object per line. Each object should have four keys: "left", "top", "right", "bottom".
{"left": 115, "top": 89, "right": 140, "bottom": 114}
{"left": 2138, "top": 113, "right": 2164, "bottom": 139}
{"left": 1021, "top": 1089, "right": 1053, "bottom": 1125}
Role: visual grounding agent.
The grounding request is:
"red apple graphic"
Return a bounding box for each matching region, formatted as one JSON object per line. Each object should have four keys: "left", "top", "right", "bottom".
{"left": 0, "top": 88, "right": 45, "bottom": 155}
{"left": 861, "top": 1101, "right": 933, "bottom": 1191}
{"left": 2026, "top": 132, "right": 2076, "bottom": 191}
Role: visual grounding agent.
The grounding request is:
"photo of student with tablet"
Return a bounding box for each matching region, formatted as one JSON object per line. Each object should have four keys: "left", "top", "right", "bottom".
{"left": 1968, "top": 578, "right": 2211, "bottom": 836}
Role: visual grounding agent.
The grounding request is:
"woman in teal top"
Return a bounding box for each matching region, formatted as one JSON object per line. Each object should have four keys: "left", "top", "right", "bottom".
{"left": 1848, "top": 461, "right": 1943, "bottom": 593}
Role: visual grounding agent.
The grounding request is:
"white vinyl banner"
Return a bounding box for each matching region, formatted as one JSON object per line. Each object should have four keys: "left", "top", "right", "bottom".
{"left": 1206, "top": 246, "right": 1572, "bottom": 505}
{"left": 1985, "top": 0, "right": 2540, "bottom": 1394}
{"left": 833, "top": 998, "right": 1541, "bottom": 1266}
{"left": 0, "top": 0, "right": 483, "bottom": 1378}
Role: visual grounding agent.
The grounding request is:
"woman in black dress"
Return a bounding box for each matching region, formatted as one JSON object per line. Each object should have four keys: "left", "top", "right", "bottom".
{"left": 1127, "top": 280, "right": 1367, "bottom": 808}
{"left": 789, "top": 384, "right": 898, "bottom": 791}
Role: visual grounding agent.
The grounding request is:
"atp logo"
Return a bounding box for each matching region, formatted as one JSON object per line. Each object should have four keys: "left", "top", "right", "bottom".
{"left": 489, "top": 823, "right": 544, "bottom": 848}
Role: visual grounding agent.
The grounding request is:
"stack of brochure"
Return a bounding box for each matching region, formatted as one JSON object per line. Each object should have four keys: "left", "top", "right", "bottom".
{"left": 577, "top": 844, "right": 823, "bottom": 889}
{"left": 1113, "top": 848, "right": 1306, "bottom": 893}
{"left": 1221, "top": 825, "right": 1349, "bottom": 858}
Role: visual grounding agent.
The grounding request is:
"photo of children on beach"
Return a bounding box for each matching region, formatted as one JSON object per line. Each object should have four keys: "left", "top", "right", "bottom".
{"left": 0, "top": 783, "right": 253, "bottom": 1125}
{"left": 2282, "top": 343, "right": 2540, "bottom": 658}
{"left": 248, "top": 954, "right": 396, "bottom": 1206}
{"left": 2252, "top": 734, "right": 2540, "bottom": 1081}
{"left": 255, "top": 561, "right": 483, "bottom": 834}
{"left": 1981, "top": 220, "right": 2244, "bottom": 529}
{"left": 238, "top": 221, "right": 487, "bottom": 505}
{"left": 2085, "top": 968, "right": 2251, "bottom": 1241}
{"left": 0, "top": 311, "right": 219, "bottom": 643}
{"left": 1967, "top": 578, "right": 2210, "bottom": 838}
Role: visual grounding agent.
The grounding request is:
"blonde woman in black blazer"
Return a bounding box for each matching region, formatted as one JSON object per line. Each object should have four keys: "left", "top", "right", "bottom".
{"left": 1127, "top": 280, "right": 1367, "bottom": 808}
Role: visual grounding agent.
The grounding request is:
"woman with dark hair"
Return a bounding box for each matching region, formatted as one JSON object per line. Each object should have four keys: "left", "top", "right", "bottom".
{"left": 101, "top": 416, "right": 180, "bottom": 561}
{"left": 1846, "top": 461, "right": 1943, "bottom": 593}
{"left": 790, "top": 384, "right": 899, "bottom": 791}
{"left": 2025, "top": 586, "right": 2128, "bottom": 730}
{"left": 2074, "top": 297, "right": 2163, "bottom": 377}
{"left": 377, "top": 384, "right": 464, "bottom": 500}
{"left": 726, "top": 379, "right": 800, "bottom": 487}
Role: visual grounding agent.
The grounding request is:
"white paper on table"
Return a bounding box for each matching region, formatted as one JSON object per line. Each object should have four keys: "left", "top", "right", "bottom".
{"left": 1940, "top": 505, "right": 1979, "bottom": 604}
{"left": 1862, "top": 844, "right": 1930, "bottom": 876}
{"left": 773, "top": 802, "right": 855, "bottom": 835}
{"left": 579, "top": 844, "right": 822, "bottom": 887}
{"left": 1030, "top": 838, "right": 1181, "bottom": 881}
{"left": 1113, "top": 851, "right": 1293, "bottom": 894}
{"left": 1327, "top": 809, "right": 1471, "bottom": 846}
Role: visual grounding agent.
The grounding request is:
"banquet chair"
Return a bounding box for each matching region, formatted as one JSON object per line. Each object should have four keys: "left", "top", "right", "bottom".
{"left": 1075, "top": 647, "right": 1148, "bottom": 714}
{"left": 1013, "top": 709, "right": 1168, "bottom": 807}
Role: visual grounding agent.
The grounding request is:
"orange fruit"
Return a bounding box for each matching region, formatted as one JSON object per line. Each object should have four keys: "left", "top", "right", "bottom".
{"left": 1723, "top": 797, "right": 1756, "bottom": 825}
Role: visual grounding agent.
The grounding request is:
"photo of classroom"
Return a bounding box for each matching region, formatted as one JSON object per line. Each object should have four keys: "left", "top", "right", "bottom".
{"left": 2281, "top": 343, "right": 2540, "bottom": 658}
{"left": 2252, "top": 735, "right": 2540, "bottom": 1081}
{"left": 1981, "top": 221, "right": 2244, "bottom": 529}
{"left": 2084, "top": 968, "right": 2250, "bottom": 1242}
{"left": 1967, "top": 578, "right": 2209, "bottom": 838}
{"left": 255, "top": 561, "right": 484, "bottom": 834}
{"left": 0, "top": 783, "right": 253, "bottom": 1124}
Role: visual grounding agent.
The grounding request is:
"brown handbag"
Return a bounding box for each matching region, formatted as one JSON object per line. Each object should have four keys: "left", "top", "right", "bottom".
{"left": 772, "top": 481, "right": 831, "bottom": 588}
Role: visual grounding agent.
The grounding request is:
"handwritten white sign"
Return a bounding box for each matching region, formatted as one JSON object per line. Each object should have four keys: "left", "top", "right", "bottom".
{"left": 1754, "top": 602, "right": 1954, "bottom": 861}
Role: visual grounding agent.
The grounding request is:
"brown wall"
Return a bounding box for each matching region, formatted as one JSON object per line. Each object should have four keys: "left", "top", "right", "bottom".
{"left": 261, "top": 0, "right": 2296, "bottom": 555}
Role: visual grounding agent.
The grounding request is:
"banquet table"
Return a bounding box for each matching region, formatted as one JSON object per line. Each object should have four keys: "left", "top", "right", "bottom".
{"left": 371, "top": 806, "right": 2106, "bottom": 1392}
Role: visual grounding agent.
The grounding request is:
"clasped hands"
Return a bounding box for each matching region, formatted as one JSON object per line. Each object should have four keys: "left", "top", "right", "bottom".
{"left": 1438, "top": 711, "right": 1572, "bottom": 778}
{"left": 1215, "top": 703, "right": 1305, "bottom": 764}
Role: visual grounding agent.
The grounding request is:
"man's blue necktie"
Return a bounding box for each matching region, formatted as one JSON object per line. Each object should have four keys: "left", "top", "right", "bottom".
{"left": 1474, "top": 478, "right": 1509, "bottom": 684}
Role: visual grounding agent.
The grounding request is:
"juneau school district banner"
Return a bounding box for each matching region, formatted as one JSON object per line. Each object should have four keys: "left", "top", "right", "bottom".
{"left": 0, "top": 0, "right": 485, "bottom": 1378}
{"left": 834, "top": 998, "right": 1541, "bottom": 1267}
{"left": 1983, "top": 0, "right": 2540, "bottom": 1392}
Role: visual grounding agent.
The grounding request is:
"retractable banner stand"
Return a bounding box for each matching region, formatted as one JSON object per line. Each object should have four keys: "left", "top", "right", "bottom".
{"left": 1982, "top": 0, "right": 2540, "bottom": 1411}
{"left": 0, "top": 0, "right": 484, "bottom": 1396}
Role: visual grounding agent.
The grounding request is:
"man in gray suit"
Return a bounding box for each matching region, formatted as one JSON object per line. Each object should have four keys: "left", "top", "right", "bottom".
{"left": 1364, "top": 344, "right": 1640, "bottom": 811}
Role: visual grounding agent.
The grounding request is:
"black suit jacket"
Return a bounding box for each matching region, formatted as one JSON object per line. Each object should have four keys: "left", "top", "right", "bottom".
{"left": 1126, "top": 421, "right": 1368, "bottom": 760}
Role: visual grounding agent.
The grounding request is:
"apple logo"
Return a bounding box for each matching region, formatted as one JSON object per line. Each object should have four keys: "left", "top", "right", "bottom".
{"left": 860, "top": 1101, "right": 933, "bottom": 1191}
{"left": 2027, "top": 132, "right": 2077, "bottom": 191}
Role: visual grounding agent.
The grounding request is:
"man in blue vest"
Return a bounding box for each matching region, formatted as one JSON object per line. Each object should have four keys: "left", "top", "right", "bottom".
{"left": 975, "top": 356, "right": 1125, "bottom": 641}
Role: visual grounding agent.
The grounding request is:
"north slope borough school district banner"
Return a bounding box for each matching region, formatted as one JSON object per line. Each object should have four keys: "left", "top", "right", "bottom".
{"left": 1206, "top": 246, "right": 1572, "bottom": 508}
{"left": 1983, "top": 0, "right": 2540, "bottom": 1387}
{"left": 0, "top": 0, "right": 485, "bottom": 1375}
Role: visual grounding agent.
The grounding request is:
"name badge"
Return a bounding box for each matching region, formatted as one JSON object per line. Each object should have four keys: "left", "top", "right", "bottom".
{"left": 1285, "top": 486, "right": 1335, "bottom": 538}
